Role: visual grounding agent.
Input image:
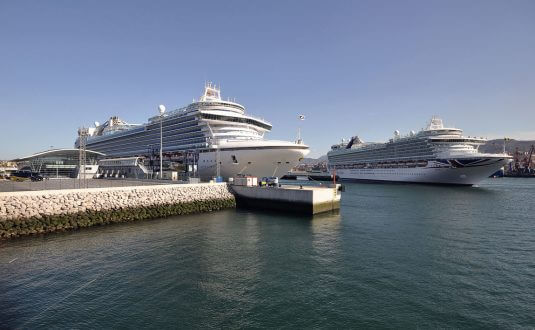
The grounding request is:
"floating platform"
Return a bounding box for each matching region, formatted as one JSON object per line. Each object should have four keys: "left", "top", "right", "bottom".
{"left": 231, "top": 184, "right": 342, "bottom": 215}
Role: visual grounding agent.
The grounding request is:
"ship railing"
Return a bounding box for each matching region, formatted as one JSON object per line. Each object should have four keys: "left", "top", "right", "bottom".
{"left": 202, "top": 111, "right": 271, "bottom": 125}
{"left": 247, "top": 114, "right": 270, "bottom": 125}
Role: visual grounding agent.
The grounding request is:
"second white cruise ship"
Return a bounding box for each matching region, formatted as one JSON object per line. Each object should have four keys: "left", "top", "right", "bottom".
{"left": 76, "top": 83, "right": 309, "bottom": 179}
{"left": 327, "top": 117, "right": 511, "bottom": 186}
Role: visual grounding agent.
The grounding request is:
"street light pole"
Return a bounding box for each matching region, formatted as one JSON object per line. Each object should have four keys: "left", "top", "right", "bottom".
{"left": 158, "top": 105, "right": 166, "bottom": 180}
{"left": 297, "top": 114, "right": 305, "bottom": 144}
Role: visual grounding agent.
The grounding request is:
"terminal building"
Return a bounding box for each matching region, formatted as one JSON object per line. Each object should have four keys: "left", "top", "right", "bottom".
{"left": 12, "top": 149, "right": 104, "bottom": 179}
{"left": 11, "top": 149, "right": 186, "bottom": 180}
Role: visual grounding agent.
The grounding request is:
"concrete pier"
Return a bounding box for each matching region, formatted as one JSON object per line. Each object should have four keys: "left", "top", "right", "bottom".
{"left": 231, "top": 184, "right": 342, "bottom": 214}
{"left": 0, "top": 180, "right": 343, "bottom": 239}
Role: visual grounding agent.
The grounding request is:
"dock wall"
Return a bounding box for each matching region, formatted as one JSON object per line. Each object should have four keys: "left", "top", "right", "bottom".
{"left": 0, "top": 183, "right": 235, "bottom": 239}
{"left": 231, "top": 185, "right": 341, "bottom": 214}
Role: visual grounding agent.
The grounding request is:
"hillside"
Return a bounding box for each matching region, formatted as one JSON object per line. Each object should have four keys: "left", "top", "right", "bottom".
{"left": 300, "top": 155, "right": 327, "bottom": 165}
{"left": 479, "top": 139, "right": 535, "bottom": 154}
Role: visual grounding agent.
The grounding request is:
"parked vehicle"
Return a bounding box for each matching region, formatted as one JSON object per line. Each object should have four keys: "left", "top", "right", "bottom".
{"left": 30, "top": 174, "right": 44, "bottom": 182}
{"left": 11, "top": 171, "right": 32, "bottom": 178}
{"left": 12, "top": 171, "right": 44, "bottom": 181}
{"left": 260, "top": 176, "right": 279, "bottom": 187}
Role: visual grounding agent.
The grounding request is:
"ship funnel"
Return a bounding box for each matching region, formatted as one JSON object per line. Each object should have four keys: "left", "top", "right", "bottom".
{"left": 346, "top": 135, "right": 363, "bottom": 149}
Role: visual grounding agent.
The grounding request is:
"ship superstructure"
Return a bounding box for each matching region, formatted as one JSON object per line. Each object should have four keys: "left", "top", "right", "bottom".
{"left": 327, "top": 117, "right": 511, "bottom": 185}
{"left": 76, "top": 83, "right": 309, "bottom": 179}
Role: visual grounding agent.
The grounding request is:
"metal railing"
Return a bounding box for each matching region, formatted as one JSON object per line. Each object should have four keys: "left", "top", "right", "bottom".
{"left": 0, "top": 178, "right": 181, "bottom": 193}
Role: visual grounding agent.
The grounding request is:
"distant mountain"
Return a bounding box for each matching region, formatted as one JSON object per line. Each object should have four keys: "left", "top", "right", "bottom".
{"left": 480, "top": 139, "right": 535, "bottom": 154}
{"left": 300, "top": 155, "right": 327, "bottom": 165}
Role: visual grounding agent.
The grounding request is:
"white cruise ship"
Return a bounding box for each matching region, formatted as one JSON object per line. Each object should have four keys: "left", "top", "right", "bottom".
{"left": 76, "top": 83, "right": 309, "bottom": 179}
{"left": 327, "top": 117, "right": 511, "bottom": 185}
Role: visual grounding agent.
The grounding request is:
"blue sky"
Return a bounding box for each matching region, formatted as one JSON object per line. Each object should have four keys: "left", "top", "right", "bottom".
{"left": 1, "top": 0, "right": 534, "bottom": 159}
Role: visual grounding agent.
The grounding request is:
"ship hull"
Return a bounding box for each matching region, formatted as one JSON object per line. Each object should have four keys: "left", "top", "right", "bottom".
{"left": 332, "top": 158, "right": 510, "bottom": 186}
{"left": 198, "top": 146, "right": 309, "bottom": 180}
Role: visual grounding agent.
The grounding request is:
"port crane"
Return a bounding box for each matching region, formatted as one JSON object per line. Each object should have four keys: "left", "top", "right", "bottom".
{"left": 526, "top": 145, "right": 534, "bottom": 171}
{"left": 511, "top": 145, "right": 535, "bottom": 175}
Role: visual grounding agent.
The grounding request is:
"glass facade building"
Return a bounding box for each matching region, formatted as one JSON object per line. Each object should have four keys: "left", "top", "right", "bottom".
{"left": 13, "top": 149, "right": 104, "bottom": 178}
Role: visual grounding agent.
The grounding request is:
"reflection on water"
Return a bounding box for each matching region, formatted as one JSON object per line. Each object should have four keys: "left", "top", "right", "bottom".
{"left": 310, "top": 211, "right": 342, "bottom": 269}
{"left": 1, "top": 179, "right": 534, "bottom": 328}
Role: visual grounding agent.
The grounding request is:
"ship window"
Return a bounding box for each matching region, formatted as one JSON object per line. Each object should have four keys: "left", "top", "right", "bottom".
{"left": 200, "top": 113, "right": 271, "bottom": 130}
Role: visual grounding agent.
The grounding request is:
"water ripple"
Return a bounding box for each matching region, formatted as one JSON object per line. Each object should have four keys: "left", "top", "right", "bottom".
{"left": 1, "top": 179, "right": 535, "bottom": 328}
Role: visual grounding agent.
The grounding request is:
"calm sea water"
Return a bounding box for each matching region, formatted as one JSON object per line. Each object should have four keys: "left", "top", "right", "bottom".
{"left": 1, "top": 178, "right": 534, "bottom": 328}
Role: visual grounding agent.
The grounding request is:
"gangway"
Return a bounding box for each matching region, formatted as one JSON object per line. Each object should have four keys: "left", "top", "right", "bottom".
{"left": 98, "top": 157, "right": 152, "bottom": 179}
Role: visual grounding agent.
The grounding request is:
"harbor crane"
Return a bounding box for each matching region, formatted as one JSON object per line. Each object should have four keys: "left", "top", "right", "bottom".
{"left": 511, "top": 145, "right": 535, "bottom": 175}
{"left": 526, "top": 145, "right": 534, "bottom": 171}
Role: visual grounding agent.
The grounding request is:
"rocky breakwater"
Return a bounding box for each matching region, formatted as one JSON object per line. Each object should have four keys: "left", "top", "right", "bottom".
{"left": 0, "top": 183, "right": 235, "bottom": 239}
